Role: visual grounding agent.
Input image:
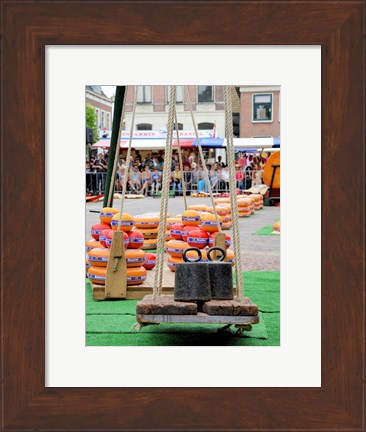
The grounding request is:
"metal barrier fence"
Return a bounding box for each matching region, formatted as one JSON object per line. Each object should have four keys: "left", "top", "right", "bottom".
{"left": 86, "top": 168, "right": 263, "bottom": 195}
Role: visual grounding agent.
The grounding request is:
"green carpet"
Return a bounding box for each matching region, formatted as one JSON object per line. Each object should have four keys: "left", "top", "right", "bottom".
{"left": 86, "top": 271, "right": 280, "bottom": 346}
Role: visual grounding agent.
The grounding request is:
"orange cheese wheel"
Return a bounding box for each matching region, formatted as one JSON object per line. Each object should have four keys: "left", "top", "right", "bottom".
{"left": 111, "top": 213, "right": 134, "bottom": 232}
{"left": 167, "top": 256, "right": 184, "bottom": 272}
{"left": 141, "top": 239, "right": 158, "bottom": 250}
{"left": 165, "top": 240, "right": 189, "bottom": 257}
{"left": 263, "top": 151, "right": 280, "bottom": 188}
{"left": 127, "top": 266, "right": 147, "bottom": 285}
{"left": 139, "top": 227, "right": 158, "bottom": 239}
{"left": 85, "top": 258, "right": 92, "bottom": 270}
{"left": 88, "top": 266, "right": 107, "bottom": 284}
{"left": 125, "top": 249, "right": 146, "bottom": 267}
{"left": 188, "top": 204, "right": 208, "bottom": 212}
{"left": 87, "top": 265, "right": 147, "bottom": 285}
{"left": 99, "top": 207, "right": 119, "bottom": 224}
{"left": 87, "top": 248, "right": 110, "bottom": 267}
{"left": 133, "top": 213, "right": 160, "bottom": 229}
{"left": 239, "top": 211, "right": 251, "bottom": 217}
{"left": 165, "top": 230, "right": 174, "bottom": 241}
{"left": 273, "top": 221, "right": 280, "bottom": 231}
{"left": 86, "top": 238, "right": 103, "bottom": 251}
{"left": 222, "top": 223, "right": 232, "bottom": 230}
{"left": 181, "top": 210, "right": 201, "bottom": 226}
{"left": 199, "top": 213, "right": 222, "bottom": 233}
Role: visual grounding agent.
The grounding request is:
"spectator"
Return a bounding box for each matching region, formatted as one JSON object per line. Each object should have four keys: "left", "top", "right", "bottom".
{"left": 246, "top": 155, "right": 253, "bottom": 167}
{"left": 172, "top": 165, "right": 182, "bottom": 195}
{"left": 191, "top": 165, "right": 199, "bottom": 189}
{"left": 135, "top": 150, "right": 142, "bottom": 164}
{"left": 216, "top": 155, "right": 224, "bottom": 167}
{"left": 116, "top": 159, "right": 126, "bottom": 192}
{"left": 235, "top": 169, "right": 243, "bottom": 189}
{"left": 220, "top": 165, "right": 230, "bottom": 191}
{"left": 252, "top": 164, "right": 263, "bottom": 186}
{"left": 239, "top": 152, "right": 247, "bottom": 167}
{"left": 129, "top": 165, "right": 141, "bottom": 193}
{"left": 183, "top": 165, "right": 192, "bottom": 192}
{"left": 151, "top": 168, "right": 162, "bottom": 194}
{"left": 210, "top": 163, "right": 219, "bottom": 191}
{"left": 92, "top": 153, "right": 108, "bottom": 194}
{"left": 140, "top": 165, "right": 152, "bottom": 196}
{"left": 197, "top": 166, "right": 208, "bottom": 193}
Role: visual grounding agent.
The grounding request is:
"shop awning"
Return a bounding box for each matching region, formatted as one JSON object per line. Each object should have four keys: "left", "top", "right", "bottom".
{"left": 92, "top": 139, "right": 167, "bottom": 150}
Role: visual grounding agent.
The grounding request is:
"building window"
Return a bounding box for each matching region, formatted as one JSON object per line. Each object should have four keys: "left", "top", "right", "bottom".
{"left": 101, "top": 111, "right": 105, "bottom": 128}
{"left": 173, "top": 123, "right": 183, "bottom": 130}
{"left": 137, "top": 123, "right": 152, "bottom": 130}
{"left": 137, "top": 86, "right": 152, "bottom": 103}
{"left": 167, "top": 86, "right": 183, "bottom": 103}
{"left": 106, "top": 113, "right": 110, "bottom": 129}
{"left": 253, "top": 94, "right": 272, "bottom": 122}
{"left": 198, "top": 122, "right": 214, "bottom": 130}
{"left": 95, "top": 109, "right": 99, "bottom": 127}
{"left": 198, "top": 86, "right": 213, "bottom": 102}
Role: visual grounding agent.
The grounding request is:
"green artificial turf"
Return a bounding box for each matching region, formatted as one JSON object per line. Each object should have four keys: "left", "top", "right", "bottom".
{"left": 86, "top": 271, "right": 280, "bottom": 346}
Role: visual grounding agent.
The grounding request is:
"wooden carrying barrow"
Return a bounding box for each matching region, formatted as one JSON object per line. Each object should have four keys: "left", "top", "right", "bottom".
{"left": 134, "top": 295, "right": 259, "bottom": 333}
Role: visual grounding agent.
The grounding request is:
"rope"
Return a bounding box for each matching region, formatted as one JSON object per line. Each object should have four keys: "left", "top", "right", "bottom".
{"left": 184, "top": 86, "right": 222, "bottom": 232}
{"left": 107, "top": 88, "right": 128, "bottom": 208}
{"left": 174, "top": 109, "right": 188, "bottom": 210}
{"left": 224, "top": 86, "right": 244, "bottom": 299}
{"left": 117, "top": 86, "right": 137, "bottom": 230}
{"left": 153, "top": 86, "right": 176, "bottom": 299}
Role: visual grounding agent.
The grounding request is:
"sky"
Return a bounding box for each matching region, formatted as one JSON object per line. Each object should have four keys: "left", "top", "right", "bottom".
{"left": 102, "top": 86, "right": 116, "bottom": 98}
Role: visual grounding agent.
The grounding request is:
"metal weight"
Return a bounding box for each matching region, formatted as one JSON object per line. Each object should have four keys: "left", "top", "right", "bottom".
{"left": 174, "top": 247, "right": 211, "bottom": 302}
{"left": 207, "top": 247, "right": 234, "bottom": 300}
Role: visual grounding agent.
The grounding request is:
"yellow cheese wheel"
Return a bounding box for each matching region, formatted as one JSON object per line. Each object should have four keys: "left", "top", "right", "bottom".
{"left": 181, "top": 210, "right": 201, "bottom": 226}
{"left": 85, "top": 238, "right": 103, "bottom": 251}
{"left": 87, "top": 265, "right": 147, "bottom": 285}
{"left": 199, "top": 213, "right": 222, "bottom": 233}
{"left": 165, "top": 240, "right": 189, "bottom": 257}
{"left": 87, "top": 248, "right": 110, "bottom": 267}
{"left": 87, "top": 266, "right": 107, "bottom": 284}
{"left": 167, "top": 256, "right": 184, "bottom": 272}
{"left": 111, "top": 213, "right": 134, "bottom": 232}
{"left": 139, "top": 227, "right": 158, "bottom": 239}
{"left": 188, "top": 204, "right": 208, "bottom": 212}
{"left": 99, "top": 207, "right": 119, "bottom": 224}
{"left": 133, "top": 213, "right": 160, "bottom": 229}
{"left": 141, "top": 238, "right": 158, "bottom": 250}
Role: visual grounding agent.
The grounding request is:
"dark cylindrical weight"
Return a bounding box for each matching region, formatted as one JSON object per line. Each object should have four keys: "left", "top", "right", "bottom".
{"left": 207, "top": 247, "right": 233, "bottom": 300}
{"left": 174, "top": 261, "right": 211, "bottom": 302}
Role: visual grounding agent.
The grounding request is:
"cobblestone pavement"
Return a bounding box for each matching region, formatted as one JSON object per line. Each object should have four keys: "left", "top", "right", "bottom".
{"left": 86, "top": 196, "right": 280, "bottom": 272}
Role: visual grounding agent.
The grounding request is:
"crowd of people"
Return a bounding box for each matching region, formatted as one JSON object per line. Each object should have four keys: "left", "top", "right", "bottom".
{"left": 86, "top": 149, "right": 269, "bottom": 196}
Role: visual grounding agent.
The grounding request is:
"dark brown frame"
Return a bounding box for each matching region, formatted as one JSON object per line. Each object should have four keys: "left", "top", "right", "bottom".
{"left": 1, "top": 1, "right": 364, "bottom": 430}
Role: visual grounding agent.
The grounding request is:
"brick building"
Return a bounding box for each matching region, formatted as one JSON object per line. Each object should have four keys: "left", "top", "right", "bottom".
{"left": 124, "top": 85, "right": 238, "bottom": 137}
{"left": 239, "top": 86, "right": 280, "bottom": 138}
{"left": 85, "top": 85, "right": 113, "bottom": 134}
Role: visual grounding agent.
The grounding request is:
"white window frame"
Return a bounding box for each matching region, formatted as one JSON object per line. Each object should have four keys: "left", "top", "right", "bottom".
{"left": 197, "top": 85, "right": 215, "bottom": 103}
{"left": 137, "top": 86, "right": 152, "bottom": 104}
{"left": 166, "top": 85, "right": 184, "bottom": 103}
{"left": 252, "top": 93, "right": 274, "bottom": 123}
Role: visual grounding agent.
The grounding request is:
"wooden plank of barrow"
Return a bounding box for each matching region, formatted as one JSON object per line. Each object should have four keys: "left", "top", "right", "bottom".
{"left": 136, "top": 312, "right": 259, "bottom": 325}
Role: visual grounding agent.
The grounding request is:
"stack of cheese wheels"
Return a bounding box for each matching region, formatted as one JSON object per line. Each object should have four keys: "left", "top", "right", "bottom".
{"left": 111, "top": 212, "right": 134, "bottom": 231}
{"left": 87, "top": 247, "right": 147, "bottom": 286}
{"left": 188, "top": 204, "right": 208, "bottom": 213}
{"left": 251, "top": 193, "right": 264, "bottom": 210}
{"left": 187, "top": 228, "right": 209, "bottom": 249}
{"left": 170, "top": 222, "right": 185, "bottom": 240}
{"left": 87, "top": 266, "right": 147, "bottom": 285}
{"left": 199, "top": 213, "right": 222, "bottom": 233}
{"left": 207, "top": 205, "right": 232, "bottom": 230}
{"left": 237, "top": 197, "right": 254, "bottom": 217}
{"left": 134, "top": 213, "right": 160, "bottom": 250}
{"left": 91, "top": 223, "right": 111, "bottom": 240}
{"left": 272, "top": 221, "right": 280, "bottom": 234}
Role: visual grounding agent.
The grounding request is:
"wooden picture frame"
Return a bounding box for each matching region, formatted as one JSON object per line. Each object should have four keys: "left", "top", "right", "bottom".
{"left": 1, "top": 1, "right": 364, "bottom": 430}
